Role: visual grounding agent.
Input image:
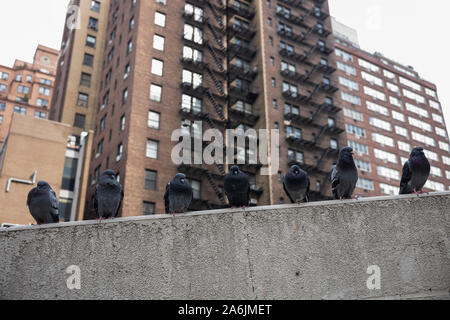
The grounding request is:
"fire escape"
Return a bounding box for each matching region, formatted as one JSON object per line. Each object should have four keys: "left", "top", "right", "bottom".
{"left": 278, "top": 0, "right": 342, "bottom": 201}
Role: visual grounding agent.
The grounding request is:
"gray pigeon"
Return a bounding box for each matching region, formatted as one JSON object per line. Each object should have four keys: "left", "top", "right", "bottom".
{"left": 283, "top": 165, "right": 310, "bottom": 203}
{"left": 27, "top": 181, "right": 59, "bottom": 225}
{"left": 331, "top": 147, "right": 359, "bottom": 200}
{"left": 164, "top": 173, "right": 193, "bottom": 214}
{"left": 224, "top": 166, "right": 250, "bottom": 207}
{"left": 400, "top": 146, "right": 431, "bottom": 195}
{"left": 94, "top": 169, "right": 124, "bottom": 219}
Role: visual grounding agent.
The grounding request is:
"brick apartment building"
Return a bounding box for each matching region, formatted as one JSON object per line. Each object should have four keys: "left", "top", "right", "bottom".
{"left": 332, "top": 19, "right": 450, "bottom": 197}
{"left": 0, "top": 45, "right": 59, "bottom": 148}
{"left": 68, "top": 0, "right": 344, "bottom": 218}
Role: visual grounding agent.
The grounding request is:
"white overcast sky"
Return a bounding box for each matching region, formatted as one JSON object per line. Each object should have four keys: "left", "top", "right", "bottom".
{"left": 0, "top": 0, "right": 449, "bottom": 132}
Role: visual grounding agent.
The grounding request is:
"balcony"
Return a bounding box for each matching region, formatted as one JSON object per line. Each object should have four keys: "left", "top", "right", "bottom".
{"left": 227, "top": 42, "right": 257, "bottom": 59}
{"left": 319, "top": 82, "right": 339, "bottom": 94}
{"left": 284, "top": 111, "right": 314, "bottom": 126}
{"left": 228, "top": 63, "right": 258, "bottom": 81}
{"left": 313, "top": 25, "right": 332, "bottom": 38}
{"left": 227, "top": 24, "right": 256, "bottom": 40}
{"left": 286, "top": 135, "right": 317, "bottom": 150}
{"left": 319, "top": 101, "right": 342, "bottom": 114}
{"left": 182, "top": 11, "right": 207, "bottom": 27}
{"left": 180, "top": 82, "right": 207, "bottom": 96}
{"left": 179, "top": 106, "right": 206, "bottom": 120}
{"left": 228, "top": 2, "right": 255, "bottom": 20}
{"left": 287, "top": 159, "right": 328, "bottom": 176}
{"left": 229, "top": 106, "right": 260, "bottom": 125}
{"left": 315, "top": 62, "right": 336, "bottom": 75}
{"left": 228, "top": 85, "right": 259, "bottom": 104}
{"left": 279, "top": 48, "right": 308, "bottom": 64}
{"left": 180, "top": 57, "right": 207, "bottom": 70}
{"left": 282, "top": 90, "right": 309, "bottom": 103}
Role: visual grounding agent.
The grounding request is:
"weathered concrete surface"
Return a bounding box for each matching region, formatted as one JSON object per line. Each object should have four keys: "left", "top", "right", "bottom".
{"left": 1, "top": 192, "right": 449, "bottom": 300}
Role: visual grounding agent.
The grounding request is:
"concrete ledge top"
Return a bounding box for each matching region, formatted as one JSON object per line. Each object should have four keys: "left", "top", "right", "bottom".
{"left": 1, "top": 190, "right": 449, "bottom": 300}
{"left": 2, "top": 191, "right": 450, "bottom": 233}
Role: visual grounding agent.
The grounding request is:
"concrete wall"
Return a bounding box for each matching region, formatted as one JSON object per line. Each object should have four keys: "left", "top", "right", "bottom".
{"left": 1, "top": 192, "right": 449, "bottom": 300}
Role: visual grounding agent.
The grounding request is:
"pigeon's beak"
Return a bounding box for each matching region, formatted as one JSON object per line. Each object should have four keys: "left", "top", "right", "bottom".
{"left": 180, "top": 178, "right": 185, "bottom": 184}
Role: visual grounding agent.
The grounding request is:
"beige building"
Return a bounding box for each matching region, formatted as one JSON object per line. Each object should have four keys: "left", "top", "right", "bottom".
{"left": 0, "top": 115, "right": 93, "bottom": 225}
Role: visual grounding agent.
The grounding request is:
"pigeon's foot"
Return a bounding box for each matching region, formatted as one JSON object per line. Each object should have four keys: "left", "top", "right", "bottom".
{"left": 295, "top": 201, "right": 303, "bottom": 205}
{"left": 352, "top": 195, "right": 360, "bottom": 200}
{"left": 96, "top": 217, "right": 105, "bottom": 221}
{"left": 413, "top": 189, "right": 427, "bottom": 195}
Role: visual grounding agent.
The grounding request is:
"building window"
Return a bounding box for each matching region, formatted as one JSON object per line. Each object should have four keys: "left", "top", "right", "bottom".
{"left": 77, "top": 93, "right": 89, "bottom": 107}
{"left": 14, "top": 106, "right": 27, "bottom": 114}
{"left": 61, "top": 157, "right": 78, "bottom": 192}
{"left": 91, "top": 0, "right": 100, "bottom": 12}
{"left": 120, "top": 115, "right": 126, "bottom": 131}
{"left": 155, "top": 12, "right": 166, "bottom": 27}
{"left": 34, "top": 111, "right": 46, "bottom": 119}
{"left": 0, "top": 102, "right": 5, "bottom": 111}
{"left": 145, "top": 170, "right": 158, "bottom": 190}
{"left": 86, "top": 35, "right": 96, "bottom": 48}
{"left": 153, "top": 34, "right": 165, "bottom": 51}
{"left": 146, "top": 140, "right": 159, "bottom": 159}
{"left": 148, "top": 111, "right": 161, "bottom": 129}
{"left": 143, "top": 202, "right": 156, "bottom": 215}
{"left": 80, "top": 72, "right": 92, "bottom": 87}
{"left": 150, "top": 84, "right": 162, "bottom": 102}
{"left": 88, "top": 17, "right": 98, "bottom": 31}
{"left": 182, "top": 69, "right": 203, "bottom": 88}
{"left": 151, "top": 59, "right": 164, "bottom": 76}
{"left": 122, "top": 88, "right": 128, "bottom": 105}
{"left": 83, "top": 53, "right": 94, "bottom": 66}
{"left": 184, "top": 24, "right": 203, "bottom": 44}
{"left": 74, "top": 113, "right": 86, "bottom": 128}
{"left": 127, "top": 40, "right": 133, "bottom": 55}
{"left": 117, "top": 143, "right": 123, "bottom": 162}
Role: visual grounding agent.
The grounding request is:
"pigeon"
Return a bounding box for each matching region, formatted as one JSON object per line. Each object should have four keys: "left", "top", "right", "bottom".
{"left": 283, "top": 165, "right": 310, "bottom": 204}
{"left": 94, "top": 169, "right": 124, "bottom": 219}
{"left": 400, "top": 146, "right": 431, "bottom": 195}
{"left": 224, "top": 166, "right": 250, "bottom": 207}
{"left": 164, "top": 173, "right": 193, "bottom": 214}
{"left": 27, "top": 181, "right": 60, "bottom": 225}
{"left": 331, "top": 147, "right": 359, "bottom": 200}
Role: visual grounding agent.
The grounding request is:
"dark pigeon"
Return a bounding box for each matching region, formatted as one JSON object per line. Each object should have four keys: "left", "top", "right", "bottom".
{"left": 164, "top": 173, "right": 193, "bottom": 214}
{"left": 283, "top": 165, "right": 310, "bottom": 204}
{"left": 331, "top": 147, "right": 359, "bottom": 200}
{"left": 27, "top": 181, "right": 59, "bottom": 225}
{"left": 224, "top": 166, "right": 250, "bottom": 207}
{"left": 94, "top": 169, "right": 124, "bottom": 219}
{"left": 400, "top": 146, "right": 431, "bottom": 195}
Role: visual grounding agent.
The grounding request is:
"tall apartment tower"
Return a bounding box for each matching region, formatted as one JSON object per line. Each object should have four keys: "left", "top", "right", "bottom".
{"left": 0, "top": 45, "right": 59, "bottom": 148}
{"left": 85, "top": 0, "right": 343, "bottom": 218}
{"left": 332, "top": 22, "right": 450, "bottom": 196}
{"left": 50, "top": 0, "right": 110, "bottom": 221}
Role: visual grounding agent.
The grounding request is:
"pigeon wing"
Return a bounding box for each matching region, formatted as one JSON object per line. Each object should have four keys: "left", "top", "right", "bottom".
{"left": 115, "top": 185, "right": 124, "bottom": 218}
{"left": 283, "top": 177, "right": 295, "bottom": 204}
{"left": 164, "top": 183, "right": 170, "bottom": 214}
{"left": 305, "top": 177, "right": 311, "bottom": 203}
{"left": 27, "top": 188, "right": 36, "bottom": 207}
{"left": 331, "top": 165, "right": 340, "bottom": 199}
{"left": 400, "top": 160, "right": 412, "bottom": 194}
{"left": 94, "top": 185, "right": 99, "bottom": 217}
{"left": 49, "top": 189, "right": 60, "bottom": 223}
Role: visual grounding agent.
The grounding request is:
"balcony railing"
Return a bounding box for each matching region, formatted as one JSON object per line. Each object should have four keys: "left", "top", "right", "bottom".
{"left": 228, "top": 2, "right": 255, "bottom": 20}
